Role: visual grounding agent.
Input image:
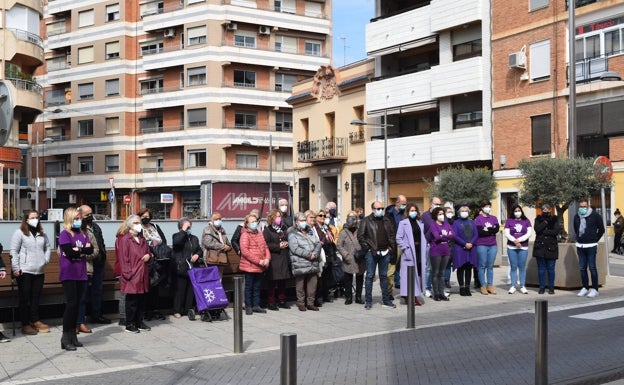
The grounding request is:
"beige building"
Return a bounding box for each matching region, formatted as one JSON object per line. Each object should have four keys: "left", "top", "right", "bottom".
{"left": 287, "top": 59, "right": 374, "bottom": 221}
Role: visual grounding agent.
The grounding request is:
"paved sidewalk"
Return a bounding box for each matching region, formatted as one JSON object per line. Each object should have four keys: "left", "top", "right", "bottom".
{"left": 1, "top": 266, "right": 624, "bottom": 384}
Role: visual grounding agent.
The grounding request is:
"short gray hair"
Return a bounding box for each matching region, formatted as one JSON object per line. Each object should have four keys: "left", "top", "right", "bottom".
{"left": 178, "top": 217, "right": 191, "bottom": 230}
{"left": 294, "top": 212, "right": 305, "bottom": 221}
{"left": 125, "top": 215, "right": 140, "bottom": 230}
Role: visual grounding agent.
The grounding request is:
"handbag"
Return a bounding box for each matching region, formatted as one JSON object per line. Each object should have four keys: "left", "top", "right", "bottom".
{"left": 354, "top": 249, "right": 367, "bottom": 263}
{"left": 150, "top": 243, "right": 172, "bottom": 261}
{"left": 206, "top": 249, "right": 229, "bottom": 266}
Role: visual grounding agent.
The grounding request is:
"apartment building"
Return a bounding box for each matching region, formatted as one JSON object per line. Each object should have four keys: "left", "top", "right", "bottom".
{"left": 0, "top": 1, "right": 44, "bottom": 219}
{"left": 288, "top": 59, "right": 374, "bottom": 219}
{"left": 362, "top": 0, "right": 492, "bottom": 208}
{"left": 492, "top": 0, "right": 624, "bottom": 222}
{"left": 34, "top": 0, "right": 331, "bottom": 219}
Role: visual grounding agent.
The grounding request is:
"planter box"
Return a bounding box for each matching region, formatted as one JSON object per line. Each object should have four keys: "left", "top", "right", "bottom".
{"left": 525, "top": 242, "right": 607, "bottom": 289}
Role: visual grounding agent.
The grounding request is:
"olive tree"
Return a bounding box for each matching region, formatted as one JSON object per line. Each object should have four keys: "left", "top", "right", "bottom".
{"left": 428, "top": 166, "right": 496, "bottom": 210}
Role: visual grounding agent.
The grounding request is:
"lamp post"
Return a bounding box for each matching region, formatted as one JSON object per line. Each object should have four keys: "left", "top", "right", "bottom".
{"left": 350, "top": 118, "right": 394, "bottom": 206}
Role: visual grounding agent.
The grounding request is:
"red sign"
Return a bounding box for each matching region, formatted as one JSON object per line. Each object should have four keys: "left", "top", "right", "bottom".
{"left": 123, "top": 195, "right": 131, "bottom": 204}
{"left": 211, "top": 182, "right": 289, "bottom": 218}
{"left": 593, "top": 156, "right": 613, "bottom": 183}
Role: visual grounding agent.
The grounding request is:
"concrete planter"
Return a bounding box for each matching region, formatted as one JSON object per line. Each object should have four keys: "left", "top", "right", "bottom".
{"left": 525, "top": 242, "right": 607, "bottom": 289}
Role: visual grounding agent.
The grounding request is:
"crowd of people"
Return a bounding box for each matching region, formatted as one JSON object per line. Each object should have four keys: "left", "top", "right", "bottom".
{"left": 0, "top": 197, "right": 613, "bottom": 347}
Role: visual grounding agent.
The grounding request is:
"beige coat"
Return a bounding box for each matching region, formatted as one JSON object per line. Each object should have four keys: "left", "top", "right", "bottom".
{"left": 336, "top": 227, "right": 365, "bottom": 275}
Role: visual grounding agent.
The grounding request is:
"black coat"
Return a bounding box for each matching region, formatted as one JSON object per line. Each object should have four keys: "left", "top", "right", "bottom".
{"left": 263, "top": 225, "right": 293, "bottom": 281}
{"left": 533, "top": 214, "right": 560, "bottom": 260}
{"left": 172, "top": 230, "right": 204, "bottom": 276}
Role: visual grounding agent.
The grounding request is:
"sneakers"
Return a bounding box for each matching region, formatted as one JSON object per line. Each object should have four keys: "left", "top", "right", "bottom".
{"left": 32, "top": 321, "right": 50, "bottom": 333}
{"left": 508, "top": 286, "right": 516, "bottom": 294}
{"left": 520, "top": 286, "right": 529, "bottom": 294}
{"left": 444, "top": 291, "right": 450, "bottom": 298}
{"left": 548, "top": 288, "right": 555, "bottom": 295}
{"left": 21, "top": 325, "right": 38, "bottom": 335}
{"left": 381, "top": 302, "right": 396, "bottom": 309}
{"left": 137, "top": 322, "right": 151, "bottom": 331}
{"left": 0, "top": 332, "right": 10, "bottom": 343}
{"left": 125, "top": 325, "right": 139, "bottom": 333}
{"left": 252, "top": 306, "right": 267, "bottom": 313}
{"left": 424, "top": 289, "right": 432, "bottom": 298}
{"left": 587, "top": 288, "right": 599, "bottom": 298}
{"left": 577, "top": 287, "right": 589, "bottom": 297}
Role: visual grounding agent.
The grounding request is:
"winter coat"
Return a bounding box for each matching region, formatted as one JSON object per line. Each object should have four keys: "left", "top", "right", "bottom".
{"left": 239, "top": 228, "right": 271, "bottom": 273}
{"left": 263, "top": 225, "right": 293, "bottom": 280}
{"left": 10, "top": 228, "right": 51, "bottom": 275}
{"left": 356, "top": 214, "right": 397, "bottom": 254}
{"left": 287, "top": 226, "right": 321, "bottom": 277}
{"left": 428, "top": 221, "right": 454, "bottom": 257}
{"left": 533, "top": 214, "right": 560, "bottom": 260}
{"left": 451, "top": 218, "right": 478, "bottom": 268}
{"left": 574, "top": 209, "right": 605, "bottom": 244}
{"left": 117, "top": 232, "right": 150, "bottom": 294}
{"left": 172, "top": 230, "right": 204, "bottom": 276}
{"left": 336, "top": 227, "right": 365, "bottom": 275}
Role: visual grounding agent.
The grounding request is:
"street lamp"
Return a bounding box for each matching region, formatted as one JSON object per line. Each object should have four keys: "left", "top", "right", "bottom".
{"left": 350, "top": 118, "right": 394, "bottom": 205}
{"left": 34, "top": 132, "right": 54, "bottom": 213}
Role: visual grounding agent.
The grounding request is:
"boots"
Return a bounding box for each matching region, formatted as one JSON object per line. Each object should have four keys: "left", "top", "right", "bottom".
{"left": 61, "top": 332, "right": 77, "bottom": 351}
{"left": 487, "top": 285, "right": 497, "bottom": 295}
{"left": 480, "top": 286, "right": 488, "bottom": 295}
{"left": 71, "top": 332, "right": 83, "bottom": 347}
{"left": 459, "top": 287, "right": 467, "bottom": 296}
{"left": 355, "top": 294, "right": 364, "bottom": 304}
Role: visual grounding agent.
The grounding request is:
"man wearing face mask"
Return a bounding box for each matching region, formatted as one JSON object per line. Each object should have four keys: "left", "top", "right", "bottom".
{"left": 279, "top": 198, "right": 293, "bottom": 228}
{"left": 420, "top": 196, "right": 442, "bottom": 298}
{"left": 573, "top": 199, "right": 605, "bottom": 298}
{"left": 325, "top": 201, "right": 339, "bottom": 228}
{"left": 357, "top": 201, "right": 397, "bottom": 309}
{"left": 384, "top": 195, "right": 407, "bottom": 299}
{"left": 78, "top": 205, "right": 111, "bottom": 325}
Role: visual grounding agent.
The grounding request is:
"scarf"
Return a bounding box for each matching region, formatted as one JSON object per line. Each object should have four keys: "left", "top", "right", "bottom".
{"left": 579, "top": 207, "right": 592, "bottom": 236}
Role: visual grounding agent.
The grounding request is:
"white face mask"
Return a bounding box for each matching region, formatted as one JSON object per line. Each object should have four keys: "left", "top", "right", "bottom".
{"left": 446, "top": 213, "right": 454, "bottom": 219}
{"left": 437, "top": 215, "right": 445, "bottom": 222}
{"left": 460, "top": 211, "right": 469, "bottom": 219}
{"left": 132, "top": 224, "right": 143, "bottom": 233}
{"left": 483, "top": 207, "right": 492, "bottom": 214}
{"left": 280, "top": 205, "right": 288, "bottom": 213}
{"left": 27, "top": 218, "right": 39, "bottom": 228}
{"left": 514, "top": 211, "right": 522, "bottom": 218}
{"left": 324, "top": 218, "right": 330, "bottom": 225}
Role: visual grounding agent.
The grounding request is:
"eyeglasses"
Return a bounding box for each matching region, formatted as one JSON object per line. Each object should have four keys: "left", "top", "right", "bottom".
{"left": 317, "top": 214, "right": 326, "bottom": 218}
{"left": 373, "top": 207, "right": 383, "bottom": 210}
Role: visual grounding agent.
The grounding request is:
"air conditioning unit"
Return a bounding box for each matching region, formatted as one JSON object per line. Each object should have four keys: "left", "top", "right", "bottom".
{"left": 259, "top": 25, "right": 271, "bottom": 35}
{"left": 226, "top": 22, "right": 237, "bottom": 31}
{"left": 27, "top": 192, "right": 36, "bottom": 200}
{"left": 508, "top": 51, "right": 526, "bottom": 69}
{"left": 164, "top": 28, "right": 176, "bottom": 38}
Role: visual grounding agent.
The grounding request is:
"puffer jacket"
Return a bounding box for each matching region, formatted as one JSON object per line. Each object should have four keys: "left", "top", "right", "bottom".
{"left": 336, "top": 227, "right": 365, "bottom": 275}
{"left": 287, "top": 226, "right": 321, "bottom": 277}
{"left": 239, "top": 228, "right": 271, "bottom": 273}
{"left": 10, "top": 228, "right": 51, "bottom": 275}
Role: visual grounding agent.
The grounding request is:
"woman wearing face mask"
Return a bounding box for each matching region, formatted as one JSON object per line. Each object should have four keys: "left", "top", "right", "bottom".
{"left": 117, "top": 214, "right": 153, "bottom": 333}
{"left": 533, "top": 203, "right": 560, "bottom": 294}
{"left": 451, "top": 204, "right": 478, "bottom": 296}
{"left": 505, "top": 205, "right": 532, "bottom": 294}
{"left": 137, "top": 208, "right": 168, "bottom": 321}
{"left": 337, "top": 211, "right": 365, "bottom": 305}
{"left": 288, "top": 211, "right": 322, "bottom": 311}
{"left": 10, "top": 210, "right": 51, "bottom": 336}
{"left": 316, "top": 209, "right": 339, "bottom": 303}
{"left": 395, "top": 204, "right": 427, "bottom": 305}
{"left": 428, "top": 207, "right": 453, "bottom": 301}
{"left": 475, "top": 200, "right": 500, "bottom": 295}
{"left": 172, "top": 217, "right": 203, "bottom": 319}
{"left": 201, "top": 212, "right": 233, "bottom": 278}
{"left": 263, "top": 209, "right": 292, "bottom": 310}
{"left": 240, "top": 213, "right": 271, "bottom": 315}
{"left": 443, "top": 206, "right": 455, "bottom": 292}
{"left": 58, "top": 207, "right": 93, "bottom": 350}
{"left": 613, "top": 209, "right": 623, "bottom": 254}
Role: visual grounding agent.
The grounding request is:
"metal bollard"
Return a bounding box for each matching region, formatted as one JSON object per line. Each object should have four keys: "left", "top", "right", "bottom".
{"left": 280, "top": 333, "right": 297, "bottom": 385}
{"left": 233, "top": 276, "right": 244, "bottom": 353}
{"left": 407, "top": 265, "right": 415, "bottom": 329}
{"left": 535, "top": 299, "right": 548, "bottom": 385}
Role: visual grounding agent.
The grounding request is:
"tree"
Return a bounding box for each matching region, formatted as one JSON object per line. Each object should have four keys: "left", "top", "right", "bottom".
{"left": 517, "top": 156, "right": 610, "bottom": 240}
{"left": 427, "top": 166, "right": 496, "bottom": 209}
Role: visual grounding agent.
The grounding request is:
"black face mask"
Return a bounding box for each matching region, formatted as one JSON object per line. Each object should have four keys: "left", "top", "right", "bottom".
{"left": 141, "top": 217, "right": 151, "bottom": 225}
{"left": 83, "top": 215, "right": 94, "bottom": 224}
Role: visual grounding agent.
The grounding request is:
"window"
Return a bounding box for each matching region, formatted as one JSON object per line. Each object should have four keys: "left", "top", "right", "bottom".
{"left": 452, "top": 92, "right": 482, "bottom": 129}
{"left": 140, "top": 1, "right": 163, "bottom": 16}
{"left": 77, "top": 46, "right": 94, "bottom": 64}
{"left": 188, "top": 108, "right": 206, "bottom": 127}
{"left": 453, "top": 39, "right": 481, "bottom": 61}
{"left": 78, "top": 83, "right": 94, "bottom": 100}
{"left": 275, "top": 35, "right": 297, "bottom": 53}
{"left": 78, "top": 120, "right": 94, "bottom": 137}
{"left": 140, "top": 115, "right": 163, "bottom": 133}
{"left": 276, "top": 112, "right": 292, "bottom": 131}
{"left": 234, "top": 110, "right": 257, "bottom": 129}
{"left": 105, "top": 41, "right": 120, "bottom": 59}
{"left": 529, "top": 0, "right": 548, "bottom": 11}
{"left": 187, "top": 66, "right": 206, "bottom": 86}
{"left": 187, "top": 149, "right": 206, "bottom": 168}
{"left": 605, "top": 30, "right": 621, "bottom": 57}
{"left": 78, "top": 156, "right": 94, "bottom": 173}
{"left": 236, "top": 153, "right": 258, "bottom": 169}
{"left": 78, "top": 9, "right": 94, "bottom": 28}
{"left": 140, "top": 78, "right": 163, "bottom": 94}
{"left": 304, "top": 1, "right": 322, "bottom": 17}
{"left": 140, "top": 41, "right": 163, "bottom": 56}
{"left": 105, "top": 117, "right": 120, "bottom": 134}
{"left": 275, "top": 73, "right": 297, "bottom": 91}
{"left": 350, "top": 173, "right": 365, "bottom": 212}
{"left": 106, "top": 3, "right": 120, "bottom": 21}
{"left": 531, "top": 114, "right": 551, "bottom": 155}
{"left": 187, "top": 26, "right": 206, "bottom": 45}
{"left": 105, "top": 79, "right": 120, "bottom": 96}
{"left": 530, "top": 39, "right": 550, "bottom": 81}
{"left": 105, "top": 155, "right": 119, "bottom": 172}
{"left": 305, "top": 41, "right": 321, "bottom": 56}
{"left": 275, "top": 151, "right": 292, "bottom": 171}
{"left": 233, "top": 70, "right": 256, "bottom": 87}
{"left": 234, "top": 33, "right": 256, "bottom": 48}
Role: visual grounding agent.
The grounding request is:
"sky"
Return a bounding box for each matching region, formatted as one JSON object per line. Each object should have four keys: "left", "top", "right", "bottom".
{"left": 331, "top": 0, "right": 375, "bottom": 67}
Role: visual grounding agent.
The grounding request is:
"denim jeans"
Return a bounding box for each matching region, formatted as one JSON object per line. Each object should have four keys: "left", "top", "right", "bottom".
{"left": 477, "top": 245, "right": 497, "bottom": 286}
{"left": 536, "top": 257, "right": 556, "bottom": 289}
{"left": 507, "top": 248, "right": 528, "bottom": 287}
{"left": 244, "top": 272, "right": 263, "bottom": 308}
{"left": 364, "top": 251, "right": 390, "bottom": 305}
{"left": 577, "top": 246, "right": 598, "bottom": 290}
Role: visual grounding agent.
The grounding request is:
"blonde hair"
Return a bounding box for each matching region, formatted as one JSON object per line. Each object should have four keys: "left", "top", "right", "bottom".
{"left": 63, "top": 207, "right": 80, "bottom": 233}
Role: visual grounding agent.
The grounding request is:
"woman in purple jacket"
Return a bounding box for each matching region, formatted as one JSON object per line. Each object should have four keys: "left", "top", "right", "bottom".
{"left": 428, "top": 207, "right": 453, "bottom": 301}
{"left": 504, "top": 205, "right": 532, "bottom": 294}
{"left": 452, "top": 203, "right": 478, "bottom": 296}
{"left": 474, "top": 200, "right": 500, "bottom": 295}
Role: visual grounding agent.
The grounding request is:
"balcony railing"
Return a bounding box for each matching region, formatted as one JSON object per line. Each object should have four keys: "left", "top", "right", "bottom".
{"left": 222, "top": 124, "right": 292, "bottom": 132}
{"left": 571, "top": 54, "right": 619, "bottom": 83}
{"left": 7, "top": 78, "right": 42, "bottom": 94}
{"left": 46, "top": 169, "right": 71, "bottom": 177}
{"left": 221, "top": 0, "right": 329, "bottom": 19}
{"left": 140, "top": 165, "right": 183, "bottom": 172}
{"left": 297, "top": 137, "right": 347, "bottom": 163}
{"left": 8, "top": 28, "right": 44, "bottom": 48}
{"left": 349, "top": 130, "right": 365, "bottom": 143}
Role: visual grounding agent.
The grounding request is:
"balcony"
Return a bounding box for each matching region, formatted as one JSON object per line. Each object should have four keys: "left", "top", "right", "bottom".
{"left": 349, "top": 130, "right": 365, "bottom": 143}
{"left": 297, "top": 137, "right": 347, "bottom": 163}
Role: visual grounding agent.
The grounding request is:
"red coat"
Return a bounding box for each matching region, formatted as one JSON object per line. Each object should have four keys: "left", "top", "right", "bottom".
{"left": 117, "top": 232, "right": 150, "bottom": 294}
{"left": 239, "top": 229, "right": 271, "bottom": 273}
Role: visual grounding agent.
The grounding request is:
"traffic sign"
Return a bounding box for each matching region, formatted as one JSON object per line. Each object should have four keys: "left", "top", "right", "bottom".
{"left": 124, "top": 195, "right": 131, "bottom": 204}
{"left": 593, "top": 156, "right": 613, "bottom": 183}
